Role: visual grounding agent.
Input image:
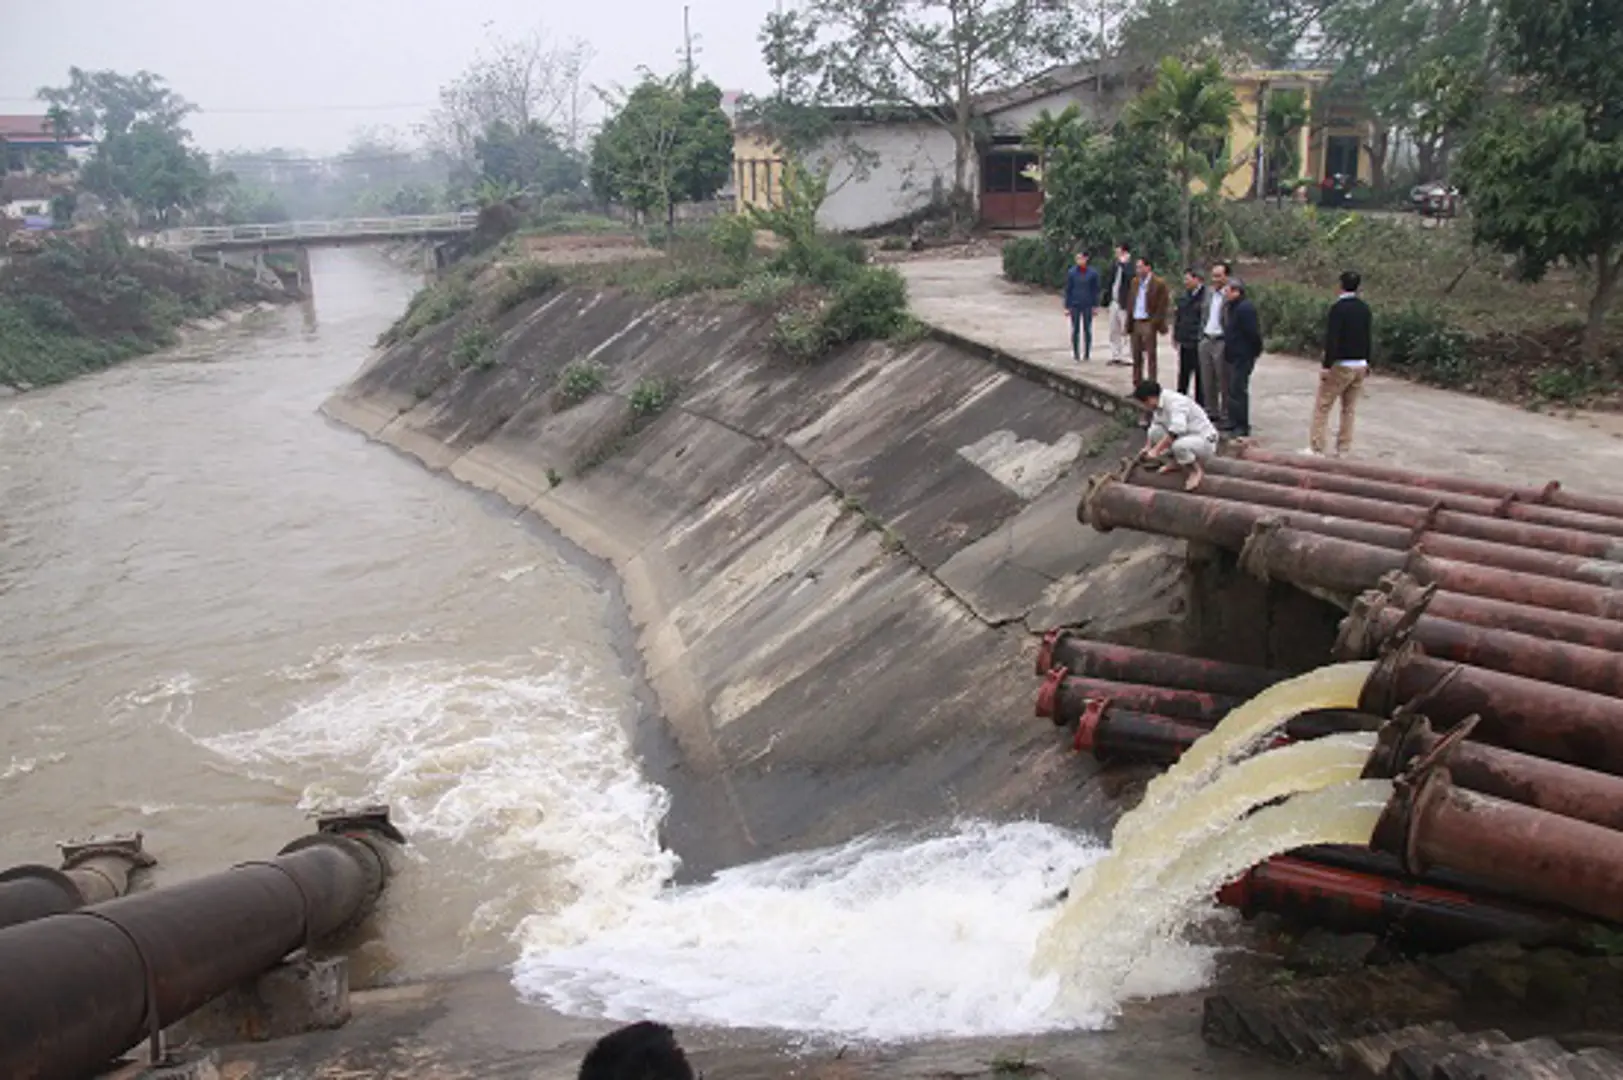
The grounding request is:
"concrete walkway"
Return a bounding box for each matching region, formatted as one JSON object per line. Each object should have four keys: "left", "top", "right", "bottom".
{"left": 900, "top": 257, "right": 1623, "bottom": 497}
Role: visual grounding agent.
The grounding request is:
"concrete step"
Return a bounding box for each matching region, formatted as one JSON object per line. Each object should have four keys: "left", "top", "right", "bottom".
{"left": 1430, "top": 1036, "right": 1594, "bottom": 1080}
{"left": 1201, "top": 965, "right": 1462, "bottom": 1066}
{"left": 1567, "top": 1048, "right": 1623, "bottom": 1080}
{"left": 1383, "top": 1028, "right": 1511, "bottom": 1080}
{"left": 1339, "top": 1020, "right": 1463, "bottom": 1076}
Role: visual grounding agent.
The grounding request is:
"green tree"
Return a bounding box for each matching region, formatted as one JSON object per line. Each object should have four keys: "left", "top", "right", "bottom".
{"left": 475, "top": 119, "right": 583, "bottom": 196}
{"left": 37, "top": 68, "right": 194, "bottom": 141}
{"left": 758, "top": 0, "right": 1083, "bottom": 224}
{"left": 1260, "top": 88, "right": 1309, "bottom": 200}
{"left": 1126, "top": 57, "right": 1238, "bottom": 267}
{"left": 79, "top": 121, "right": 213, "bottom": 226}
{"left": 1457, "top": 0, "right": 1623, "bottom": 362}
{"left": 1320, "top": 0, "right": 1494, "bottom": 186}
{"left": 1036, "top": 112, "right": 1182, "bottom": 269}
{"left": 590, "top": 73, "right": 731, "bottom": 227}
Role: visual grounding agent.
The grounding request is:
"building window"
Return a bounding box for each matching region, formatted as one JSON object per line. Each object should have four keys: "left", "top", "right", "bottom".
{"left": 983, "top": 153, "right": 1017, "bottom": 194}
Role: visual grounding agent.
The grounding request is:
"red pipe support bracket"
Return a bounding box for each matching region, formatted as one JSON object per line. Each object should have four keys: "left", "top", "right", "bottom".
{"left": 1036, "top": 629, "right": 1064, "bottom": 676}
{"left": 1037, "top": 666, "right": 1067, "bottom": 723}
{"left": 1232, "top": 445, "right": 1623, "bottom": 523}
{"left": 1072, "top": 698, "right": 1110, "bottom": 754}
{"left": 1373, "top": 768, "right": 1623, "bottom": 925}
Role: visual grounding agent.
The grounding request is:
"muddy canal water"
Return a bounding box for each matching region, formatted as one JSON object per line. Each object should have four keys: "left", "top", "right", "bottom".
{"left": 0, "top": 249, "right": 667, "bottom": 982}
{"left": 1, "top": 248, "right": 1222, "bottom": 1040}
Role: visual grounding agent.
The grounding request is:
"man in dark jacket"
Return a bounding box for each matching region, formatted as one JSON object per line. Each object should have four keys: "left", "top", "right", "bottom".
{"left": 1063, "top": 251, "right": 1102, "bottom": 361}
{"left": 1173, "top": 268, "right": 1207, "bottom": 402}
{"left": 1222, "top": 279, "right": 1264, "bottom": 438}
{"left": 1311, "top": 270, "right": 1374, "bottom": 456}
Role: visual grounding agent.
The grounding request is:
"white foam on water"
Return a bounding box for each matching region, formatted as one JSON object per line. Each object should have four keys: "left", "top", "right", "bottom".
{"left": 194, "top": 654, "right": 677, "bottom": 925}
{"left": 1, "top": 753, "right": 66, "bottom": 783}
{"left": 514, "top": 821, "right": 1218, "bottom": 1041}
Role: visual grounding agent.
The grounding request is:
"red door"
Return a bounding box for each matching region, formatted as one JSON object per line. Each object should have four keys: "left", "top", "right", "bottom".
{"left": 981, "top": 150, "right": 1043, "bottom": 230}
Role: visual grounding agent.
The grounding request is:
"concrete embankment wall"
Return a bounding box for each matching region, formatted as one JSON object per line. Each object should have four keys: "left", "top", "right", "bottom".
{"left": 325, "top": 285, "right": 1236, "bottom": 871}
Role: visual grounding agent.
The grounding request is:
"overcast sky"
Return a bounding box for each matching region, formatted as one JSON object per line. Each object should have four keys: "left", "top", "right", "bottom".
{"left": 0, "top": 0, "right": 775, "bottom": 154}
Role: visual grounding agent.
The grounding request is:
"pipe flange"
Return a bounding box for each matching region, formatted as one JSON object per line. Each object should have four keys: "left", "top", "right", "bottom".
{"left": 59, "top": 834, "right": 156, "bottom": 873}
{"left": 1037, "top": 666, "right": 1069, "bottom": 725}
{"left": 278, "top": 833, "right": 389, "bottom": 943}
{"left": 1239, "top": 518, "right": 1286, "bottom": 583}
{"left": 1078, "top": 474, "right": 1116, "bottom": 531}
{"left": 1360, "top": 638, "right": 1422, "bottom": 716}
{"left": 1072, "top": 698, "right": 1109, "bottom": 756}
{"left": 1362, "top": 712, "right": 1427, "bottom": 780}
{"left": 1334, "top": 592, "right": 1385, "bottom": 661}
{"left": 1036, "top": 629, "right": 1066, "bottom": 676}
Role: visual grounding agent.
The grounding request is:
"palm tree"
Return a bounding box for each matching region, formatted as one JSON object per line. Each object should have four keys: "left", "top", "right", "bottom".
{"left": 1126, "top": 57, "right": 1240, "bottom": 266}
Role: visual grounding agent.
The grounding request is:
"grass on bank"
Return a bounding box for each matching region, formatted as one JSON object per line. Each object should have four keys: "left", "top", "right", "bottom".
{"left": 1005, "top": 204, "right": 1623, "bottom": 410}
{"left": 0, "top": 226, "right": 281, "bottom": 390}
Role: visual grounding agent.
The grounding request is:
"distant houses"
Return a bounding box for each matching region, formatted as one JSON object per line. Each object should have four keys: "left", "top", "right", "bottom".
{"left": 1, "top": 115, "right": 95, "bottom": 173}
{"left": 729, "top": 60, "right": 1376, "bottom": 233}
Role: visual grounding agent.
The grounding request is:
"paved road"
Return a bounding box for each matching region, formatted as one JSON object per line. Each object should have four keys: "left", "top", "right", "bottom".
{"left": 900, "top": 257, "right": 1623, "bottom": 497}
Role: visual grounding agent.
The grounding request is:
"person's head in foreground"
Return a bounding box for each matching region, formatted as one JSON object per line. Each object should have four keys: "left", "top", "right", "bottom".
{"left": 1225, "top": 279, "right": 1246, "bottom": 303}
{"left": 1184, "top": 267, "right": 1203, "bottom": 291}
{"left": 579, "top": 1021, "right": 694, "bottom": 1080}
{"left": 1132, "top": 379, "right": 1163, "bottom": 411}
{"left": 1341, "top": 269, "right": 1362, "bottom": 294}
{"left": 1075, "top": 251, "right": 1089, "bottom": 269}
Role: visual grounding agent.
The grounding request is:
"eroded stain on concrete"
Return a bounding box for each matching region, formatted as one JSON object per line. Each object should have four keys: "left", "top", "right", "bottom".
{"left": 957, "top": 430, "right": 1085, "bottom": 501}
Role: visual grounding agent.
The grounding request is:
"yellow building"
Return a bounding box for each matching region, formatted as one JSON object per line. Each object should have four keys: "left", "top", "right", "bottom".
{"left": 1220, "top": 69, "right": 1374, "bottom": 199}
{"left": 732, "top": 126, "right": 786, "bottom": 218}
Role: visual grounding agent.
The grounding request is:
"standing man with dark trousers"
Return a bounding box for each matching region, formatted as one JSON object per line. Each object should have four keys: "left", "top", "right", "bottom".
{"left": 1107, "top": 243, "right": 1134, "bottom": 365}
{"left": 1222, "top": 279, "right": 1263, "bottom": 438}
{"left": 1173, "top": 268, "right": 1207, "bottom": 403}
{"left": 1311, "top": 270, "right": 1374, "bottom": 456}
{"left": 1063, "top": 251, "right": 1102, "bottom": 362}
{"left": 1127, "top": 256, "right": 1170, "bottom": 387}
{"left": 1199, "top": 262, "right": 1231, "bottom": 422}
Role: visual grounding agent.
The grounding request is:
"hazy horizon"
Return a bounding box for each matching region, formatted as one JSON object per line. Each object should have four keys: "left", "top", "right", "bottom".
{"left": 0, "top": 0, "right": 776, "bottom": 155}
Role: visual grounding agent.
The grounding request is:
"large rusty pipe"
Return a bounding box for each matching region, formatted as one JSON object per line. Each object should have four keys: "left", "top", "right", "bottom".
{"left": 1362, "top": 643, "right": 1623, "bottom": 774}
{"left": 1036, "top": 631, "right": 1288, "bottom": 698}
{"left": 1364, "top": 715, "right": 1623, "bottom": 832}
{"left": 1339, "top": 590, "right": 1623, "bottom": 697}
{"left": 1037, "top": 667, "right": 1241, "bottom": 725}
{"left": 1373, "top": 769, "right": 1623, "bottom": 924}
{"left": 0, "top": 812, "right": 400, "bottom": 1080}
{"left": 1382, "top": 573, "right": 1623, "bottom": 653}
{"left": 1120, "top": 467, "right": 1623, "bottom": 560}
{"left": 1217, "top": 855, "right": 1598, "bottom": 951}
{"left": 1232, "top": 445, "right": 1623, "bottom": 523}
{"left": 1085, "top": 474, "right": 1623, "bottom": 572}
{"left": 1073, "top": 705, "right": 1381, "bottom": 765}
{"left": 1205, "top": 456, "right": 1623, "bottom": 541}
{"left": 1242, "top": 523, "right": 1623, "bottom": 620}
{"left": 0, "top": 836, "right": 154, "bottom": 931}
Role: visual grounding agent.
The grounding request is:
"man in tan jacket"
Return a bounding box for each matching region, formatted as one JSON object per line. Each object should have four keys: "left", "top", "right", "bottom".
{"left": 1126, "top": 256, "right": 1171, "bottom": 387}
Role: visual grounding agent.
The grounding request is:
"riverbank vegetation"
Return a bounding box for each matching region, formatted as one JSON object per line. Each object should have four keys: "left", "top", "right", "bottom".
{"left": 0, "top": 227, "right": 282, "bottom": 390}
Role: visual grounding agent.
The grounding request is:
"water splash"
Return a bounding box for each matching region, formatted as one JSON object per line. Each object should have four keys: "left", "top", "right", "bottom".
{"left": 1035, "top": 734, "right": 1379, "bottom": 1000}
{"left": 515, "top": 821, "right": 1217, "bottom": 1040}
{"left": 196, "top": 655, "right": 676, "bottom": 931}
{"left": 1120, "top": 662, "right": 1374, "bottom": 842}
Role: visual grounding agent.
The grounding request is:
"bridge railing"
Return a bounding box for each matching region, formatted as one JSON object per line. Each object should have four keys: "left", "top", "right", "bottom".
{"left": 154, "top": 212, "right": 480, "bottom": 249}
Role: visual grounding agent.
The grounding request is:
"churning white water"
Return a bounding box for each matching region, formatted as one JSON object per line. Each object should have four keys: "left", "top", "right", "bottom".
{"left": 515, "top": 821, "right": 1218, "bottom": 1040}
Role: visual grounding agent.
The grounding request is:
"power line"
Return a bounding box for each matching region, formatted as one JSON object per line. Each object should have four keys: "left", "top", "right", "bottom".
{"left": 0, "top": 96, "right": 437, "bottom": 115}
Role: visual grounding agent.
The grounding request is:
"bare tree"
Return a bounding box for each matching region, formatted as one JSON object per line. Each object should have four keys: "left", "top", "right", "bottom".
{"left": 421, "top": 27, "right": 594, "bottom": 169}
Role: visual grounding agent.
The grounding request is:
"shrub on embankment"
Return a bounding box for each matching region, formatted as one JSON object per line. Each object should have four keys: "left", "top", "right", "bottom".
{"left": 0, "top": 227, "right": 283, "bottom": 390}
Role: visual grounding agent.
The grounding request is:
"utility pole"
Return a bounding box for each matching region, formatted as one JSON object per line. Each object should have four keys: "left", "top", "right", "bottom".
{"left": 1096, "top": 2, "right": 1106, "bottom": 99}
{"left": 683, "top": 6, "right": 695, "bottom": 86}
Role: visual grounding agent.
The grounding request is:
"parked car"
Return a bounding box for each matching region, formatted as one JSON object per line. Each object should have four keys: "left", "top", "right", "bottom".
{"left": 1410, "top": 182, "right": 1460, "bottom": 218}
